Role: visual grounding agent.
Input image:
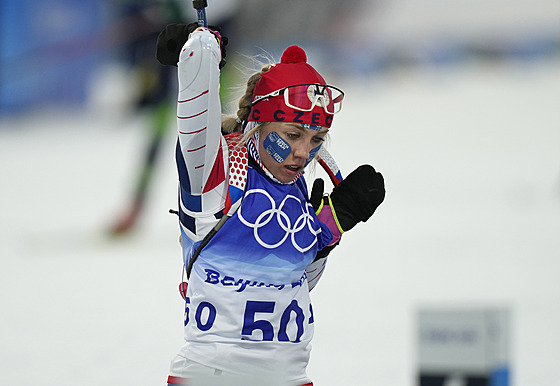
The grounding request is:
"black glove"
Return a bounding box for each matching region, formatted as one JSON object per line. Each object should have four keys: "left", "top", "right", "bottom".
{"left": 155, "top": 22, "right": 228, "bottom": 68}
{"left": 311, "top": 164, "right": 385, "bottom": 232}
{"left": 310, "top": 178, "right": 325, "bottom": 213}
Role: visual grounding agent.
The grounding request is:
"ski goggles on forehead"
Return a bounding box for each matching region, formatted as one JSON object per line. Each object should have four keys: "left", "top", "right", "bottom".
{"left": 252, "top": 84, "right": 344, "bottom": 114}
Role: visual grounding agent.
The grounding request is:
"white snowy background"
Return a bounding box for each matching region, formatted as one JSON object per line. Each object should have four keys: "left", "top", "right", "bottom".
{"left": 1, "top": 1, "right": 560, "bottom": 385}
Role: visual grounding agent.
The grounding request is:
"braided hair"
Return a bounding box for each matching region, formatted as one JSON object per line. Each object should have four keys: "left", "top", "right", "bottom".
{"left": 221, "top": 65, "right": 272, "bottom": 134}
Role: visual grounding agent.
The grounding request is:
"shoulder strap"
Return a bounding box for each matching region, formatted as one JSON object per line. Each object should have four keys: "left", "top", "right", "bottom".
{"left": 186, "top": 131, "right": 248, "bottom": 279}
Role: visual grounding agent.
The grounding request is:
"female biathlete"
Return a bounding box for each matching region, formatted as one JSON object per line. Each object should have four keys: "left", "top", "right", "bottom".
{"left": 156, "top": 23, "right": 385, "bottom": 385}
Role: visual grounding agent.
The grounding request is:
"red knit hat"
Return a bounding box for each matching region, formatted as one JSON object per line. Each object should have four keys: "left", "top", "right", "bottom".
{"left": 248, "top": 45, "right": 337, "bottom": 128}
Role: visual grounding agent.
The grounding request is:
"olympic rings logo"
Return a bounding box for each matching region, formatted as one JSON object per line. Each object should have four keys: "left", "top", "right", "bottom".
{"left": 237, "top": 189, "right": 321, "bottom": 253}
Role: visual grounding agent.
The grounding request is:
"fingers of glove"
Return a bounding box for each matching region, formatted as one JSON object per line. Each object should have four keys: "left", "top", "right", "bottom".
{"left": 359, "top": 171, "right": 385, "bottom": 221}
{"left": 335, "top": 165, "right": 384, "bottom": 198}
{"left": 348, "top": 165, "right": 385, "bottom": 218}
{"left": 156, "top": 23, "right": 191, "bottom": 66}
{"left": 342, "top": 165, "right": 383, "bottom": 192}
{"left": 310, "top": 178, "right": 325, "bottom": 212}
{"left": 331, "top": 164, "right": 385, "bottom": 225}
{"left": 156, "top": 23, "right": 228, "bottom": 68}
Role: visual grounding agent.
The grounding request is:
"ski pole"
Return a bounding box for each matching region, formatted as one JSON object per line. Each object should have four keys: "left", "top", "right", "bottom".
{"left": 191, "top": 0, "right": 208, "bottom": 27}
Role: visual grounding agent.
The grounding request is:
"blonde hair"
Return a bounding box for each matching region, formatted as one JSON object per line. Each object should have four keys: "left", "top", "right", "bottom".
{"left": 240, "top": 121, "right": 268, "bottom": 146}
{"left": 221, "top": 63, "right": 273, "bottom": 134}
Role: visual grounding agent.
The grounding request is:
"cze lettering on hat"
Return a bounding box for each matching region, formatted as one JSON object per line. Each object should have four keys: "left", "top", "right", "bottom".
{"left": 251, "top": 108, "right": 333, "bottom": 128}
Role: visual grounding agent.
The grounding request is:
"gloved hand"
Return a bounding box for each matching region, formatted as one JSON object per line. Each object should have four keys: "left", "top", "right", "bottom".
{"left": 311, "top": 164, "right": 385, "bottom": 235}
{"left": 155, "top": 22, "right": 228, "bottom": 68}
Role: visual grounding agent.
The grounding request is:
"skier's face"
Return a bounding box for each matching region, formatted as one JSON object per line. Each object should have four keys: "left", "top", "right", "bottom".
{"left": 258, "top": 122, "right": 328, "bottom": 183}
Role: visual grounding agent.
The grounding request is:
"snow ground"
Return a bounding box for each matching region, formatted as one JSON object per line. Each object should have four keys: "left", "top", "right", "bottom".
{"left": 1, "top": 57, "right": 559, "bottom": 385}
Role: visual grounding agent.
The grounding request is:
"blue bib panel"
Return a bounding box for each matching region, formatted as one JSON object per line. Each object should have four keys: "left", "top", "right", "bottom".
{"left": 195, "top": 166, "right": 333, "bottom": 284}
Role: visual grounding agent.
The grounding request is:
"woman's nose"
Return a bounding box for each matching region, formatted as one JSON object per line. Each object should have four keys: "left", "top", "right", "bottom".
{"left": 292, "top": 142, "right": 310, "bottom": 160}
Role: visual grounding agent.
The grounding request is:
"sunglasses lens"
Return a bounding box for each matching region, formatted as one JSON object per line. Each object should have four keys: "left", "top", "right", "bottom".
{"left": 324, "top": 87, "right": 344, "bottom": 114}
{"left": 285, "top": 85, "right": 344, "bottom": 114}
{"left": 285, "top": 85, "right": 314, "bottom": 110}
